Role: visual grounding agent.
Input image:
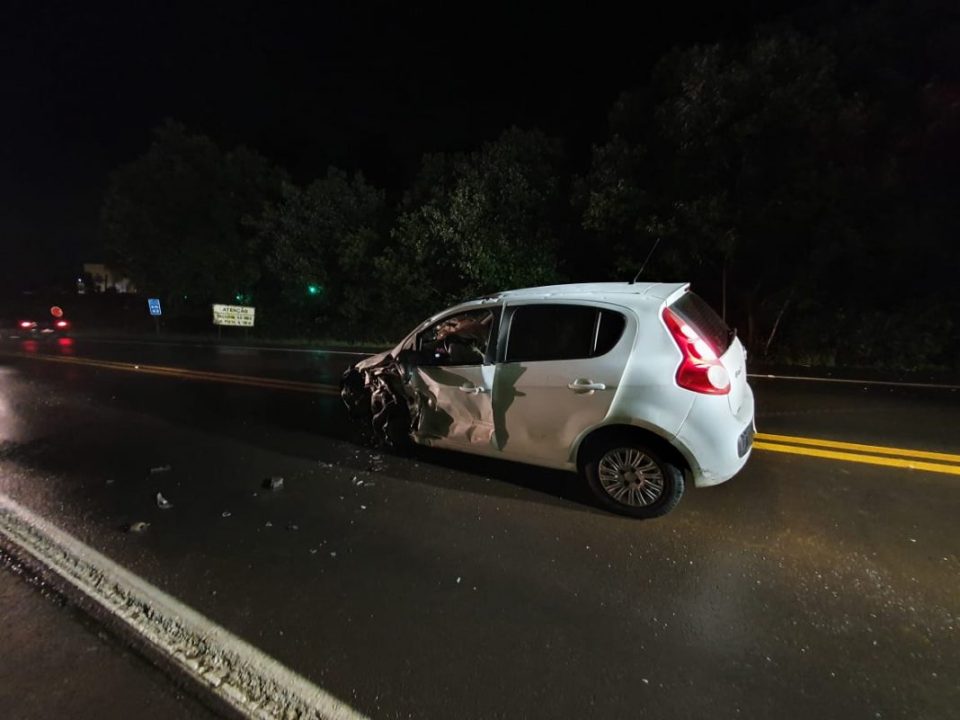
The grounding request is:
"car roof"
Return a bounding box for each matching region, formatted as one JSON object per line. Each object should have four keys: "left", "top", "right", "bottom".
{"left": 415, "top": 282, "right": 691, "bottom": 329}
{"left": 472, "top": 281, "right": 690, "bottom": 306}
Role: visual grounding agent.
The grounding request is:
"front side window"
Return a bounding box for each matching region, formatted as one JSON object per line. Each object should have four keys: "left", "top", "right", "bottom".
{"left": 505, "top": 305, "right": 626, "bottom": 362}
{"left": 415, "top": 308, "right": 499, "bottom": 366}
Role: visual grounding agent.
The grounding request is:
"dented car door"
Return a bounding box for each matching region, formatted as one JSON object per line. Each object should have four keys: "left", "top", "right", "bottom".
{"left": 409, "top": 364, "right": 497, "bottom": 448}
{"left": 405, "top": 307, "right": 502, "bottom": 453}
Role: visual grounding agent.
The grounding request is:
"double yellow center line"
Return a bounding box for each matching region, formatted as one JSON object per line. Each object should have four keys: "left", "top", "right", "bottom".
{"left": 8, "top": 352, "right": 341, "bottom": 396}
{"left": 754, "top": 433, "right": 960, "bottom": 476}
{"left": 8, "top": 351, "right": 960, "bottom": 477}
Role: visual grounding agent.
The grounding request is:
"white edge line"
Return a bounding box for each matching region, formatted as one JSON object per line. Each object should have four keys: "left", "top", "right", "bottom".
{"left": 747, "top": 373, "right": 960, "bottom": 391}
{"left": 0, "top": 493, "right": 369, "bottom": 720}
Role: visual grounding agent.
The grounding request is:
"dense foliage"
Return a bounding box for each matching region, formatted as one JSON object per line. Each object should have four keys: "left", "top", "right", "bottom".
{"left": 101, "top": 2, "right": 960, "bottom": 369}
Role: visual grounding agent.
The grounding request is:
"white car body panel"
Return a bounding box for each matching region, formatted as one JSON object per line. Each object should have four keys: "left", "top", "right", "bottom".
{"left": 412, "top": 364, "right": 497, "bottom": 449}
{"left": 494, "top": 298, "right": 636, "bottom": 466}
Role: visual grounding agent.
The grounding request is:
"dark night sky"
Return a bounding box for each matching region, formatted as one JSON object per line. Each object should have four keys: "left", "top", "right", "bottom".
{"left": 2, "top": 0, "right": 819, "bottom": 285}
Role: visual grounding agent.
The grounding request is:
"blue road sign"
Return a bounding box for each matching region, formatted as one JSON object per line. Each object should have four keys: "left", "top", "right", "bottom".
{"left": 148, "top": 298, "right": 162, "bottom": 317}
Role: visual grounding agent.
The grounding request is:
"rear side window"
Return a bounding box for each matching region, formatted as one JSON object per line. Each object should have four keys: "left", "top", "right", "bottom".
{"left": 668, "top": 292, "right": 732, "bottom": 355}
{"left": 595, "top": 310, "right": 626, "bottom": 356}
{"left": 505, "top": 305, "right": 626, "bottom": 362}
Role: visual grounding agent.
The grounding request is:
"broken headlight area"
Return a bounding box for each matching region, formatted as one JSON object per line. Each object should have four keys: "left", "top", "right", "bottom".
{"left": 340, "top": 358, "right": 420, "bottom": 450}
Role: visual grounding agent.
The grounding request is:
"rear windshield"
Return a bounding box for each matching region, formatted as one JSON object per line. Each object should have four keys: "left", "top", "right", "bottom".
{"left": 668, "top": 292, "right": 733, "bottom": 355}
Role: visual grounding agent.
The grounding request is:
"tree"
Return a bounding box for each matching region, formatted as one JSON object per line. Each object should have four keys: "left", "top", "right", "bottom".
{"left": 100, "top": 121, "right": 286, "bottom": 311}
{"left": 254, "top": 168, "right": 387, "bottom": 335}
{"left": 386, "top": 127, "right": 567, "bottom": 319}
{"left": 583, "top": 33, "right": 856, "bottom": 350}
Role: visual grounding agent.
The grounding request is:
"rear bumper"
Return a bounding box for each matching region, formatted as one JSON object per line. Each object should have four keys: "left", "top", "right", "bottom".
{"left": 674, "top": 385, "right": 755, "bottom": 488}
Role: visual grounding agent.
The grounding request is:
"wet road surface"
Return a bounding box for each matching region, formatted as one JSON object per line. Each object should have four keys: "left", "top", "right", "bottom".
{"left": 0, "top": 336, "right": 958, "bottom": 719}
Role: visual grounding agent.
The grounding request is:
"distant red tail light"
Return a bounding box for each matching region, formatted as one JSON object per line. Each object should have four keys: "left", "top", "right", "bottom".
{"left": 662, "top": 307, "right": 730, "bottom": 395}
{"left": 56, "top": 320, "right": 68, "bottom": 328}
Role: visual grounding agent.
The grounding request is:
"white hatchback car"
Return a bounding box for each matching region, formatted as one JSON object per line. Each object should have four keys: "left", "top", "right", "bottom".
{"left": 341, "top": 282, "right": 755, "bottom": 517}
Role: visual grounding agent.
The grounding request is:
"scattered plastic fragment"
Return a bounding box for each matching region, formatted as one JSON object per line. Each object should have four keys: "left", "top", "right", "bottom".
{"left": 156, "top": 492, "right": 173, "bottom": 510}
{"left": 309, "top": 548, "right": 318, "bottom": 555}
{"left": 330, "top": 551, "right": 337, "bottom": 558}
{"left": 265, "top": 521, "right": 273, "bottom": 528}
{"left": 150, "top": 465, "right": 172, "bottom": 474}
{"left": 128, "top": 521, "right": 150, "bottom": 533}
{"left": 287, "top": 523, "right": 299, "bottom": 531}
{"left": 262, "top": 476, "right": 284, "bottom": 491}
{"left": 456, "top": 576, "right": 461, "bottom": 584}
{"left": 360, "top": 505, "right": 367, "bottom": 510}
{"left": 222, "top": 511, "right": 232, "bottom": 518}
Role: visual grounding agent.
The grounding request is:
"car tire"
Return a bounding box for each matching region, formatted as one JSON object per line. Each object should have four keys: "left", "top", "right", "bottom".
{"left": 582, "top": 438, "right": 684, "bottom": 519}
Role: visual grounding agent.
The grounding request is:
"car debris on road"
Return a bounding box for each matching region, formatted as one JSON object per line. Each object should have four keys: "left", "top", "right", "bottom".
{"left": 262, "top": 476, "right": 285, "bottom": 491}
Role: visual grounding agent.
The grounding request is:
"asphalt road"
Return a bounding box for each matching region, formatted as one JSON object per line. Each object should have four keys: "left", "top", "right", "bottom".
{"left": 0, "top": 336, "right": 958, "bottom": 720}
{"left": 0, "top": 549, "right": 219, "bottom": 720}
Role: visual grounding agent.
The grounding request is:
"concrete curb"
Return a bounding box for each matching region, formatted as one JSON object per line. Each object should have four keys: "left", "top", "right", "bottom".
{"left": 0, "top": 493, "right": 369, "bottom": 720}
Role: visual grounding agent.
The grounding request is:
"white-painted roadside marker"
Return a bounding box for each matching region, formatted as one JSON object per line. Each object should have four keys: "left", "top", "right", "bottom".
{"left": 0, "top": 493, "right": 369, "bottom": 720}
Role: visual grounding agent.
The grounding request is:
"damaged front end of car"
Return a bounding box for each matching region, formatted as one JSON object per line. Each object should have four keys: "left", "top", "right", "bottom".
{"left": 340, "top": 305, "right": 500, "bottom": 451}
{"left": 340, "top": 353, "right": 420, "bottom": 450}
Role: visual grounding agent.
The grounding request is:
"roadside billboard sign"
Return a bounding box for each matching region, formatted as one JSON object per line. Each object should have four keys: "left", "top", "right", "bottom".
{"left": 212, "top": 304, "right": 255, "bottom": 327}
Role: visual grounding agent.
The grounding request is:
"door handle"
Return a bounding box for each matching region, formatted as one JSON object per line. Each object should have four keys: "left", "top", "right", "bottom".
{"left": 459, "top": 384, "right": 486, "bottom": 394}
{"left": 567, "top": 379, "right": 607, "bottom": 392}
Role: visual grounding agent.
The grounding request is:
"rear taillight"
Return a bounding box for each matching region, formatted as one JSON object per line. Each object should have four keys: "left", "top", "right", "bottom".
{"left": 56, "top": 320, "right": 68, "bottom": 328}
{"left": 662, "top": 307, "right": 730, "bottom": 395}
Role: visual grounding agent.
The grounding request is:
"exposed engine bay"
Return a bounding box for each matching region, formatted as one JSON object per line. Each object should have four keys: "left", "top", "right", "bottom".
{"left": 340, "top": 356, "right": 418, "bottom": 449}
